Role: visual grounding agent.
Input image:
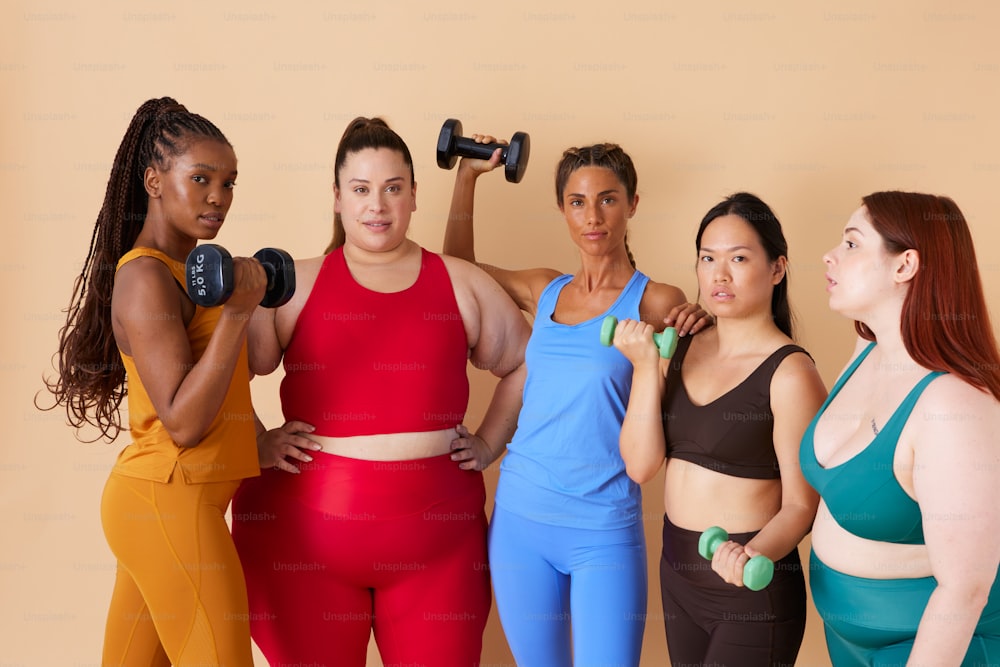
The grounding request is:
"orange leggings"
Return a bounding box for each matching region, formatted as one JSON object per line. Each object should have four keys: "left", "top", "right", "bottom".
{"left": 100, "top": 471, "right": 253, "bottom": 667}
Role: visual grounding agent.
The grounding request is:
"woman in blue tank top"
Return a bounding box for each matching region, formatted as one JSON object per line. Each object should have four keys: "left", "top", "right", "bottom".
{"left": 802, "top": 192, "right": 1000, "bottom": 666}
{"left": 443, "top": 137, "right": 709, "bottom": 666}
{"left": 615, "top": 193, "right": 828, "bottom": 666}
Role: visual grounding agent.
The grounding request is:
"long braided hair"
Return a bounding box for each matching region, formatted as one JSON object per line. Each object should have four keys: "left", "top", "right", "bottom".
{"left": 41, "top": 97, "right": 231, "bottom": 442}
{"left": 555, "top": 144, "right": 639, "bottom": 269}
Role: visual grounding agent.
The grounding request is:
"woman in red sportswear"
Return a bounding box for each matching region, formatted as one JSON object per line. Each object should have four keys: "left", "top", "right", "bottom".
{"left": 231, "top": 117, "right": 530, "bottom": 666}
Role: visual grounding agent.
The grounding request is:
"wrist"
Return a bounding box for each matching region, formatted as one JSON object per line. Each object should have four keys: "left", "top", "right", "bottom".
{"left": 456, "top": 161, "right": 484, "bottom": 180}
{"left": 476, "top": 433, "right": 500, "bottom": 460}
{"left": 632, "top": 358, "right": 663, "bottom": 378}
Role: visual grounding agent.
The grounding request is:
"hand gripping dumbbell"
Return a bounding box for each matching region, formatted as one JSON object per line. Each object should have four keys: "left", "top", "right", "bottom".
{"left": 698, "top": 526, "right": 774, "bottom": 591}
{"left": 186, "top": 244, "right": 295, "bottom": 308}
{"left": 599, "top": 315, "right": 678, "bottom": 359}
{"left": 436, "top": 118, "right": 531, "bottom": 183}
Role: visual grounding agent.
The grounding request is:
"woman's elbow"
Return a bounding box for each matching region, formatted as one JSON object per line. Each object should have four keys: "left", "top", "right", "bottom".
{"left": 625, "top": 459, "right": 660, "bottom": 485}
{"left": 162, "top": 418, "right": 209, "bottom": 449}
{"left": 249, "top": 349, "right": 282, "bottom": 376}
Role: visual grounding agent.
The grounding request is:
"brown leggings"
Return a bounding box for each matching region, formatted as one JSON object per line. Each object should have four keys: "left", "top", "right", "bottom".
{"left": 100, "top": 471, "right": 252, "bottom": 667}
{"left": 659, "top": 514, "right": 806, "bottom": 667}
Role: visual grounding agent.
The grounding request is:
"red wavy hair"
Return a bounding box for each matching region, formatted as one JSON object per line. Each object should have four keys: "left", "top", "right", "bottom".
{"left": 857, "top": 191, "right": 1000, "bottom": 400}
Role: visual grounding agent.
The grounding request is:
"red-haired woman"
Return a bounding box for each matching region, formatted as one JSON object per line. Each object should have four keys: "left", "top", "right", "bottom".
{"left": 802, "top": 192, "right": 1000, "bottom": 665}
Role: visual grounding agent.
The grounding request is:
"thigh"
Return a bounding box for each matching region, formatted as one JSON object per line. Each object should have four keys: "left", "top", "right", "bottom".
{"left": 489, "top": 506, "right": 572, "bottom": 667}
{"left": 704, "top": 552, "right": 807, "bottom": 667}
{"left": 102, "top": 473, "right": 253, "bottom": 667}
{"left": 821, "top": 624, "right": 872, "bottom": 667}
{"left": 660, "top": 554, "right": 710, "bottom": 667}
{"left": 569, "top": 522, "right": 647, "bottom": 667}
{"left": 232, "top": 471, "right": 372, "bottom": 667}
{"left": 101, "top": 563, "right": 170, "bottom": 667}
{"left": 373, "top": 488, "right": 490, "bottom": 667}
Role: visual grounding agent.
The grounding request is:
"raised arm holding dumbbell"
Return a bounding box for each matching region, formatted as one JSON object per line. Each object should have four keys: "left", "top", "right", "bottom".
{"left": 437, "top": 118, "right": 530, "bottom": 183}
{"left": 442, "top": 132, "right": 709, "bottom": 667}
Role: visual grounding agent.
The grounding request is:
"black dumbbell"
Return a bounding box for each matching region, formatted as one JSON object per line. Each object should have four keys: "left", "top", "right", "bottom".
{"left": 186, "top": 244, "right": 295, "bottom": 308}
{"left": 436, "top": 118, "right": 530, "bottom": 183}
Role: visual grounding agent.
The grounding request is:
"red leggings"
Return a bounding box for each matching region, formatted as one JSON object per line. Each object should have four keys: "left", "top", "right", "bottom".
{"left": 231, "top": 452, "right": 490, "bottom": 666}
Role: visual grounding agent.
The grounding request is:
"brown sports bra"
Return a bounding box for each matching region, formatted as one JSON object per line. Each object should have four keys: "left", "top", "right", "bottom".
{"left": 663, "top": 336, "right": 809, "bottom": 480}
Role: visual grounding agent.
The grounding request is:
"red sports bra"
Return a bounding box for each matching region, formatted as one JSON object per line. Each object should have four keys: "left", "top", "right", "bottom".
{"left": 280, "top": 247, "right": 470, "bottom": 437}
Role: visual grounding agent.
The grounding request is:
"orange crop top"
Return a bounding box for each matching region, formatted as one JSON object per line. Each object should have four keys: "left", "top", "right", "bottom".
{"left": 279, "top": 247, "right": 470, "bottom": 437}
{"left": 112, "top": 248, "right": 259, "bottom": 483}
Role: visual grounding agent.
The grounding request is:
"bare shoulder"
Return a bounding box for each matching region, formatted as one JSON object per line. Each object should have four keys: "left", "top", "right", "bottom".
{"left": 294, "top": 254, "right": 325, "bottom": 278}
{"left": 439, "top": 252, "right": 485, "bottom": 280}
{"left": 909, "top": 376, "right": 1000, "bottom": 489}
{"left": 280, "top": 255, "right": 324, "bottom": 308}
{"left": 114, "top": 252, "right": 175, "bottom": 283}
{"left": 771, "top": 344, "right": 827, "bottom": 412}
{"left": 916, "top": 374, "right": 1000, "bottom": 432}
{"left": 639, "top": 280, "right": 688, "bottom": 320}
{"left": 112, "top": 255, "right": 182, "bottom": 308}
{"left": 439, "top": 252, "right": 558, "bottom": 314}
{"left": 273, "top": 254, "right": 325, "bottom": 341}
{"left": 772, "top": 348, "right": 825, "bottom": 391}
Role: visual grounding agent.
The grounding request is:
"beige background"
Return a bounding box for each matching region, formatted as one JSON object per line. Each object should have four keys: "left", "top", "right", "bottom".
{"left": 4, "top": 1, "right": 999, "bottom": 665}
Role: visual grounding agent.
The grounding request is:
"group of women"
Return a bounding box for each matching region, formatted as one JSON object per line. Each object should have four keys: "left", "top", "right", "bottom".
{"left": 44, "top": 96, "right": 1000, "bottom": 667}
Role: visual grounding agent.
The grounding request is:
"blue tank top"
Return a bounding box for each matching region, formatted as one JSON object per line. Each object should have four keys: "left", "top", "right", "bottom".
{"left": 494, "top": 271, "right": 649, "bottom": 530}
{"left": 800, "top": 343, "right": 944, "bottom": 545}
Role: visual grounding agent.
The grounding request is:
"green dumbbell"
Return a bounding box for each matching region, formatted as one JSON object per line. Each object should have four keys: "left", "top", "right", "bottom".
{"left": 599, "top": 315, "right": 678, "bottom": 359}
{"left": 697, "top": 526, "right": 774, "bottom": 591}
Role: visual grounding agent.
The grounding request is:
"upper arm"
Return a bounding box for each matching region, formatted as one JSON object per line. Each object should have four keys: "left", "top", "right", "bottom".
{"left": 248, "top": 306, "right": 281, "bottom": 375}
{"left": 442, "top": 256, "right": 531, "bottom": 378}
{"left": 249, "top": 256, "right": 321, "bottom": 374}
{"left": 111, "top": 258, "right": 193, "bottom": 418}
{"left": 912, "top": 382, "right": 1000, "bottom": 592}
{"left": 638, "top": 281, "right": 688, "bottom": 329}
{"left": 770, "top": 351, "right": 828, "bottom": 510}
{"left": 474, "top": 263, "right": 559, "bottom": 316}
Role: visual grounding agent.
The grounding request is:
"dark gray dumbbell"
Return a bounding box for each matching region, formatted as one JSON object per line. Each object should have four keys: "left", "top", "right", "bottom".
{"left": 436, "top": 118, "right": 530, "bottom": 183}
{"left": 186, "top": 244, "right": 295, "bottom": 308}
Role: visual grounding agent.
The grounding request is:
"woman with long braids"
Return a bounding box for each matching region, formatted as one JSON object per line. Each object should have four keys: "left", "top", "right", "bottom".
{"left": 43, "top": 97, "right": 266, "bottom": 665}
{"left": 443, "top": 138, "right": 708, "bottom": 666}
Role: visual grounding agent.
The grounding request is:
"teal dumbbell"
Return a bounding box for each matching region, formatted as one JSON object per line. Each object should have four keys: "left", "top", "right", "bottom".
{"left": 599, "top": 315, "right": 678, "bottom": 359}
{"left": 698, "top": 526, "right": 774, "bottom": 591}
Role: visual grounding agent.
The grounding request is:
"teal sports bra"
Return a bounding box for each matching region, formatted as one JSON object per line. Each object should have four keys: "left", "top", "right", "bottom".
{"left": 800, "top": 343, "right": 945, "bottom": 545}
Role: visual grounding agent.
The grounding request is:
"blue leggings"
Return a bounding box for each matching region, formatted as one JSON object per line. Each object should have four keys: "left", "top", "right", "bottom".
{"left": 487, "top": 505, "right": 647, "bottom": 667}
{"left": 810, "top": 549, "right": 1000, "bottom": 666}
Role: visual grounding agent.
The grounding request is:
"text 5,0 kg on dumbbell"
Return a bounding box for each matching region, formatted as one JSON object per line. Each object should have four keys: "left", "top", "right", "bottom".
{"left": 186, "top": 244, "right": 295, "bottom": 308}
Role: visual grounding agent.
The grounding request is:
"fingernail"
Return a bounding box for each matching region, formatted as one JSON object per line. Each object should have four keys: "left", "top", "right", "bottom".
{"left": 304, "top": 455, "right": 313, "bottom": 462}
